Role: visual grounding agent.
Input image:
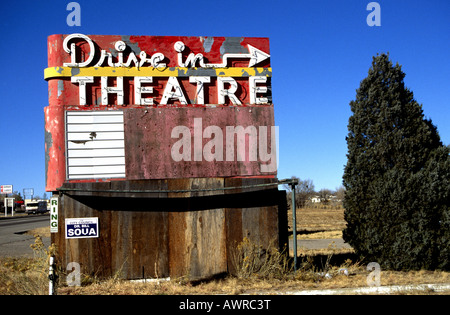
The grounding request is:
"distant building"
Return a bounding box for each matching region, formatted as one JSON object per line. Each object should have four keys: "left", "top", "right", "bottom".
{"left": 311, "top": 196, "right": 321, "bottom": 203}
{"left": 310, "top": 195, "right": 341, "bottom": 204}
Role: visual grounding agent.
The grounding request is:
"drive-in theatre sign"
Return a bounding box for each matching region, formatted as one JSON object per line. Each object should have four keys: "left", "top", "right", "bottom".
{"left": 44, "top": 34, "right": 276, "bottom": 191}
{"left": 44, "top": 34, "right": 284, "bottom": 280}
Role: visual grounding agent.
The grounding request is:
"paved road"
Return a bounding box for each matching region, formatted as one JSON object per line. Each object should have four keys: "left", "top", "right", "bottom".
{"left": 0, "top": 214, "right": 51, "bottom": 257}
{"left": 289, "top": 237, "right": 352, "bottom": 251}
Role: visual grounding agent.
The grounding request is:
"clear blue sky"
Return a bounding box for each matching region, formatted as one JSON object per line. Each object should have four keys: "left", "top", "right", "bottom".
{"left": 0, "top": 0, "right": 449, "bottom": 197}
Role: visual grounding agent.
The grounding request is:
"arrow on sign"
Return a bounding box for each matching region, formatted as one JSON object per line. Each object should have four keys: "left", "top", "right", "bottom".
{"left": 175, "top": 42, "right": 270, "bottom": 68}
{"left": 205, "top": 44, "right": 270, "bottom": 68}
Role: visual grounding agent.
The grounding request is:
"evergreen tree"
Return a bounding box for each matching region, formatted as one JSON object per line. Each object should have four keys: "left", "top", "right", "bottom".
{"left": 343, "top": 53, "right": 450, "bottom": 270}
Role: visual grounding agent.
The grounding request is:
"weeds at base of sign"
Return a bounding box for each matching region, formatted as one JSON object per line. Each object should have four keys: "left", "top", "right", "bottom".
{"left": 230, "top": 237, "right": 292, "bottom": 280}
{"left": 55, "top": 239, "right": 450, "bottom": 295}
{"left": 2, "top": 235, "right": 450, "bottom": 295}
{"left": 0, "top": 235, "right": 56, "bottom": 294}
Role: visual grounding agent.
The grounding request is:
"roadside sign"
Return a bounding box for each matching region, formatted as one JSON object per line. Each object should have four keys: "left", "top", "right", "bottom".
{"left": 65, "top": 217, "right": 99, "bottom": 239}
{"left": 1, "top": 185, "right": 13, "bottom": 194}
{"left": 23, "top": 188, "right": 34, "bottom": 198}
{"left": 50, "top": 197, "right": 58, "bottom": 233}
{"left": 6, "top": 198, "right": 14, "bottom": 207}
{"left": 4, "top": 198, "right": 14, "bottom": 217}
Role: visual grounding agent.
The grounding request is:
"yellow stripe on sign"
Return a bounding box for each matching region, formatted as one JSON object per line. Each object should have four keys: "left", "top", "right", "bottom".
{"left": 44, "top": 66, "right": 272, "bottom": 80}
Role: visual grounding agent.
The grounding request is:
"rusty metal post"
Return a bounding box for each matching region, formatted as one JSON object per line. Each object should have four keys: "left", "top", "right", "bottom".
{"left": 290, "top": 180, "right": 298, "bottom": 271}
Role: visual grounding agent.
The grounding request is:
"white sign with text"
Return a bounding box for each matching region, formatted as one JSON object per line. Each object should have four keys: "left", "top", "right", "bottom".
{"left": 65, "top": 217, "right": 99, "bottom": 239}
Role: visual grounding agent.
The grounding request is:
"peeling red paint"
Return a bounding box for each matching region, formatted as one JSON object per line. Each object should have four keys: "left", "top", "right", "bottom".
{"left": 44, "top": 105, "right": 66, "bottom": 191}
{"left": 48, "top": 35, "right": 270, "bottom": 68}
{"left": 123, "top": 107, "right": 276, "bottom": 180}
{"left": 45, "top": 34, "right": 276, "bottom": 192}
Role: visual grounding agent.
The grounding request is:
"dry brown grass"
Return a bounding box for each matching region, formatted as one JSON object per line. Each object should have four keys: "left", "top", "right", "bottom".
{"left": 290, "top": 206, "right": 346, "bottom": 234}
{"left": 26, "top": 226, "right": 50, "bottom": 238}
{"left": 56, "top": 267, "right": 450, "bottom": 295}
{"left": 55, "top": 233, "right": 450, "bottom": 295}
{"left": 0, "top": 235, "right": 56, "bottom": 295}
{"left": 4, "top": 206, "right": 450, "bottom": 295}
{"left": 230, "top": 237, "right": 292, "bottom": 279}
{"left": 290, "top": 206, "right": 351, "bottom": 256}
{"left": 300, "top": 230, "right": 343, "bottom": 240}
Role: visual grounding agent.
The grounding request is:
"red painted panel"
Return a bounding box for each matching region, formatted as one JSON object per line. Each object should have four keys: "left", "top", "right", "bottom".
{"left": 47, "top": 35, "right": 270, "bottom": 68}
{"left": 45, "top": 34, "right": 271, "bottom": 107}
{"left": 123, "top": 107, "right": 277, "bottom": 179}
{"left": 45, "top": 34, "right": 275, "bottom": 191}
{"left": 44, "top": 105, "right": 66, "bottom": 191}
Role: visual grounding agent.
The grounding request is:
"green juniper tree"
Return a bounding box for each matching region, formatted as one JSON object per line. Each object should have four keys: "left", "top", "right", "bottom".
{"left": 343, "top": 53, "right": 450, "bottom": 270}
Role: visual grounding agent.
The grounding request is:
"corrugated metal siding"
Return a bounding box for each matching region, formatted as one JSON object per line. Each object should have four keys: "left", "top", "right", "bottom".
{"left": 66, "top": 111, "right": 126, "bottom": 179}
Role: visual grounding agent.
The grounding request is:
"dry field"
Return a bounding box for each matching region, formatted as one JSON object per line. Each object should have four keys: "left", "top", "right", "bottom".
{"left": 1, "top": 206, "right": 450, "bottom": 295}
{"left": 292, "top": 206, "right": 346, "bottom": 238}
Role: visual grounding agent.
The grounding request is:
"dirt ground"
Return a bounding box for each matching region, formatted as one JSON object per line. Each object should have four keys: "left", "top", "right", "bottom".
{"left": 13, "top": 206, "right": 450, "bottom": 295}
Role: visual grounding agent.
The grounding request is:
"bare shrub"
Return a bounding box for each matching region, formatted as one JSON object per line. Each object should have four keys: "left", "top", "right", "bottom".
{"left": 230, "top": 237, "right": 291, "bottom": 279}
{"left": 0, "top": 235, "right": 56, "bottom": 295}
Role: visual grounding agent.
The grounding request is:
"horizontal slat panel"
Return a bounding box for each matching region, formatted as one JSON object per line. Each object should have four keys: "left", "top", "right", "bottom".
{"left": 66, "top": 110, "right": 126, "bottom": 180}
{"left": 67, "top": 114, "right": 124, "bottom": 124}
{"left": 68, "top": 173, "right": 126, "bottom": 179}
{"left": 67, "top": 139, "right": 125, "bottom": 150}
{"left": 67, "top": 157, "right": 125, "bottom": 167}
{"left": 67, "top": 148, "right": 126, "bottom": 158}
{"left": 67, "top": 131, "right": 125, "bottom": 141}
{"left": 67, "top": 111, "right": 123, "bottom": 116}
{"left": 68, "top": 165, "right": 126, "bottom": 175}
{"left": 67, "top": 123, "right": 124, "bottom": 132}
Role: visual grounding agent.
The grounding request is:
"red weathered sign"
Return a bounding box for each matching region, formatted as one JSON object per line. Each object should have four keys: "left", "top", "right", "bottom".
{"left": 44, "top": 34, "right": 276, "bottom": 191}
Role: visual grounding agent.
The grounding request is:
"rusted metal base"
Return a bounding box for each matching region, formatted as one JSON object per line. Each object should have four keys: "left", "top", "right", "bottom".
{"left": 51, "top": 178, "right": 287, "bottom": 280}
